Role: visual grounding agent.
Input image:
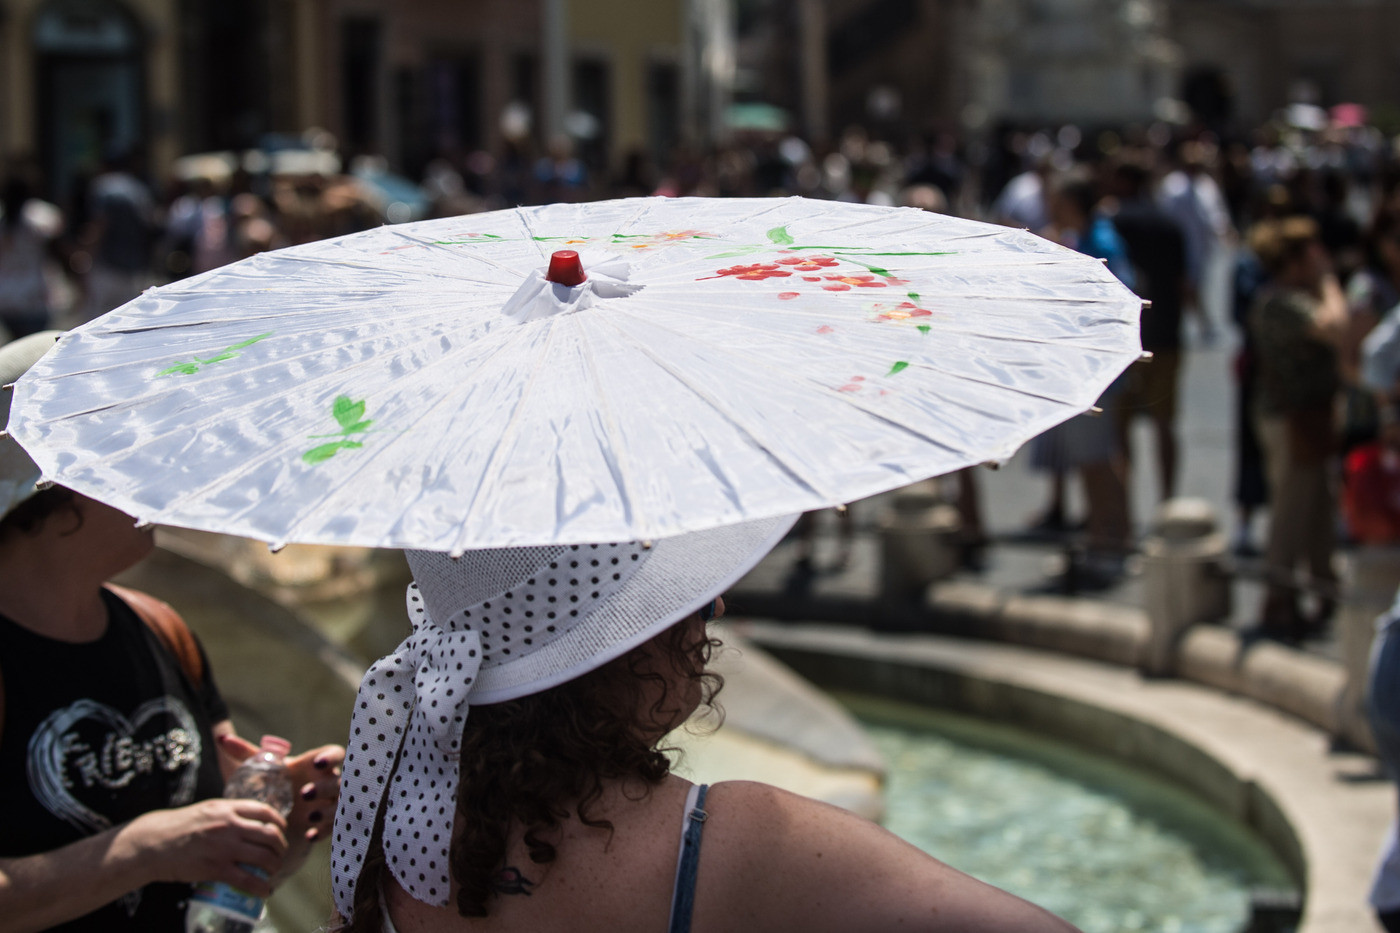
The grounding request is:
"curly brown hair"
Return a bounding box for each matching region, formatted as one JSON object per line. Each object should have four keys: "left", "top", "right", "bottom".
{"left": 341, "top": 616, "right": 722, "bottom": 931}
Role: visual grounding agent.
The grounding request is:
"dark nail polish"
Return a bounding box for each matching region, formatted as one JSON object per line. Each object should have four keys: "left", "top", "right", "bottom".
{"left": 309, "top": 810, "right": 323, "bottom": 823}
{"left": 301, "top": 786, "right": 316, "bottom": 801}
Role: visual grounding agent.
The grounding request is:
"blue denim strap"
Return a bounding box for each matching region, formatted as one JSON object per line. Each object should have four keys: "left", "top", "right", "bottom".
{"left": 667, "top": 783, "right": 710, "bottom": 933}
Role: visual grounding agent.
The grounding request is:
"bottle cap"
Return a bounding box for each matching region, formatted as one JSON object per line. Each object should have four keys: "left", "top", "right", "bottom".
{"left": 545, "top": 250, "right": 586, "bottom": 286}
{"left": 259, "top": 735, "right": 292, "bottom": 756}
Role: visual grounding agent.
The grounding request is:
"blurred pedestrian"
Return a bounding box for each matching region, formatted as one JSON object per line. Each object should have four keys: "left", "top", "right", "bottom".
{"left": 906, "top": 132, "right": 964, "bottom": 208}
{"left": 989, "top": 152, "right": 1052, "bottom": 234}
{"left": 1361, "top": 289, "right": 1400, "bottom": 930}
{"left": 1342, "top": 399, "right": 1400, "bottom": 545}
{"left": 1348, "top": 204, "right": 1400, "bottom": 358}
{"left": 1230, "top": 224, "right": 1273, "bottom": 555}
{"left": 0, "top": 174, "right": 62, "bottom": 339}
{"left": 1158, "top": 140, "right": 1232, "bottom": 335}
{"left": 1310, "top": 168, "right": 1363, "bottom": 280}
{"left": 1346, "top": 283, "right": 1400, "bottom": 545}
{"left": 534, "top": 136, "right": 588, "bottom": 204}
{"left": 902, "top": 182, "right": 988, "bottom": 569}
{"left": 1106, "top": 152, "right": 1189, "bottom": 503}
{"left": 79, "top": 149, "right": 157, "bottom": 322}
{"left": 1026, "top": 169, "right": 1133, "bottom": 582}
{"left": 1248, "top": 216, "right": 1346, "bottom": 640}
{"left": 1366, "top": 585, "right": 1400, "bottom": 933}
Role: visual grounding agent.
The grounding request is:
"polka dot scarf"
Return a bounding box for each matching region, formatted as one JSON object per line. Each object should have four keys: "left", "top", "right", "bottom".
{"left": 330, "top": 540, "right": 653, "bottom": 916}
{"left": 330, "top": 586, "right": 481, "bottom": 912}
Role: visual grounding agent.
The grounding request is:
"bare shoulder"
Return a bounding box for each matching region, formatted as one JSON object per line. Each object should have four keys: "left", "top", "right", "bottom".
{"left": 705, "top": 779, "right": 874, "bottom": 825}
{"left": 696, "top": 781, "right": 1080, "bottom": 933}
{"left": 701, "top": 779, "right": 930, "bottom": 873}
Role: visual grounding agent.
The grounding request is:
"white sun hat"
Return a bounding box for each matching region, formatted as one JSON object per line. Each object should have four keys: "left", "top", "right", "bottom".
{"left": 330, "top": 511, "right": 799, "bottom": 919}
{"left": 0, "top": 331, "right": 63, "bottom": 518}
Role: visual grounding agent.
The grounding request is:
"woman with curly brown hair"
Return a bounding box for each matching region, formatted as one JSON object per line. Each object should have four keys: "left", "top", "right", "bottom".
{"left": 331, "top": 523, "right": 1080, "bottom": 933}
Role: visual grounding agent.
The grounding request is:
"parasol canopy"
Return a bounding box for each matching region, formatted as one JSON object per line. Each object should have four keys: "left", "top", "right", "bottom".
{"left": 9, "top": 196, "right": 1142, "bottom": 552}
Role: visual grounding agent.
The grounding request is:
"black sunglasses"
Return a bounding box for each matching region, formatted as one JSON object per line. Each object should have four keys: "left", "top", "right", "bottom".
{"left": 698, "top": 598, "right": 719, "bottom": 622}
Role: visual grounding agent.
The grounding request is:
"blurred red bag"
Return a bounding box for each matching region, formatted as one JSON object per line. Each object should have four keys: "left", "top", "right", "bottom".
{"left": 1344, "top": 442, "right": 1400, "bottom": 544}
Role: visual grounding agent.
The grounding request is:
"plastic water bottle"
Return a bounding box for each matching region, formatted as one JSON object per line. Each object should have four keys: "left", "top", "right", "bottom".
{"left": 185, "top": 735, "right": 296, "bottom": 933}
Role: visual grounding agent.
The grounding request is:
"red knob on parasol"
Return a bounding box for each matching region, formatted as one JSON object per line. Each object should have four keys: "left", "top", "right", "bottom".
{"left": 545, "top": 250, "right": 587, "bottom": 286}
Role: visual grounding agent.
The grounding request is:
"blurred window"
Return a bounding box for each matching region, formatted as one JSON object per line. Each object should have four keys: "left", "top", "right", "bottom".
{"left": 342, "top": 17, "right": 382, "bottom": 152}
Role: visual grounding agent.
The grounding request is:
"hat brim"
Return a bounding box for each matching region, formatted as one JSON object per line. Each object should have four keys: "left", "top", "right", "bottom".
{"left": 463, "top": 513, "right": 798, "bottom": 704}
{"left": 0, "top": 331, "right": 63, "bottom": 517}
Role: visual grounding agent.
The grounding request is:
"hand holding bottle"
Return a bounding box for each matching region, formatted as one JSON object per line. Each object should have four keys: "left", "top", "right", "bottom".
{"left": 186, "top": 735, "right": 297, "bottom": 933}
{"left": 120, "top": 797, "right": 289, "bottom": 896}
{"left": 217, "top": 733, "right": 344, "bottom": 857}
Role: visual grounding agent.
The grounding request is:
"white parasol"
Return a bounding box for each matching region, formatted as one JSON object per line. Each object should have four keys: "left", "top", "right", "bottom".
{"left": 9, "top": 196, "right": 1141, "bottom": 551}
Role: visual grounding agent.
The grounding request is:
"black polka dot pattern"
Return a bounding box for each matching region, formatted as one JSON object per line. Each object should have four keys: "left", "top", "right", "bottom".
{"left": 412, "top": 541, "right": 650, "bottom": 664}
{"left": 336, "top": 541, "right": 657, "bottom": 920}
{"left": 331, "top": 588, "right": 483, "bottom": 917}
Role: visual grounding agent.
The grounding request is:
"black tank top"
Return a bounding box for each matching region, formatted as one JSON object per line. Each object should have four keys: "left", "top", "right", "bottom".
{"left": 0, "top": 589, "right": 229, "bottom": 931}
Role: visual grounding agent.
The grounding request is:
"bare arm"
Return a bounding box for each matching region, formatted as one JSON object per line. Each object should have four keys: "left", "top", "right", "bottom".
{"left": 0, "top": 798, "right": 288, "bottom": 933}
{"left": 699, "top": 781, "right": 1080, "bottom": 933}
{"left": 1314, "top": 273, "right": 1348, "bottom": 346}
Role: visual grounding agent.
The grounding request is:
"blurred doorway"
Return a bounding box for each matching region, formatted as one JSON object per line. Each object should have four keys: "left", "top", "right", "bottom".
{"left": 342, "top": 16, "right": 382, "bottom": 156}
{"left": 33, "top": 0, "right": 146, "bottom": 205}
{"left": 572, "top": 57, "right": 610, "bottom": 174}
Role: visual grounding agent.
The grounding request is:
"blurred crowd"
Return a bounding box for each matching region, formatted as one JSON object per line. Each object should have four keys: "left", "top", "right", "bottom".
{"left": 4, "top": 111, "right": 1400, "bottom": 642}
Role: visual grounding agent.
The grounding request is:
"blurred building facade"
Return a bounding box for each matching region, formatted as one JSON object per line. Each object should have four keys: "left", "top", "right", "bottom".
{"left": 1, "top": 0, "right": 181, "bottom": 201}
{"left": 0, "top": 0, "right": 717, "bottom": 198}
{"left": 318, "top": 0, "right": 711, "bottom": 179}
{"left": 2, "top": 0, "right": 1399, "bottom": 201}
{"left": 738, "top": 0, "right": 1400, "bottom": 140}
{"left": 320, "top": 0, "right": 546, "bottom": 176}
{"left": 965, "top": 0, "right": 1177, "bottom": 129}
{"left": 1169, "top": 0, "right": 1400, "bottom": 133}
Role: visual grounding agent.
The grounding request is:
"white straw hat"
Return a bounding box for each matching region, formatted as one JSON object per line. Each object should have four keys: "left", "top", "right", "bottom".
{"left": 0, "top": 332, "right": 63, "bottom": 518}
{"left": 331, "top": 512, "right": 798, "bottom": 918}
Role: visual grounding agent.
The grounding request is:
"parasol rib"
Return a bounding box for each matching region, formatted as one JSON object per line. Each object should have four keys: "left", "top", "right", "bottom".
{"left": 633, "top": 290, "right": 1139, "bottom": 353}
{"left": 24, "top": 296, "right": 519, "bottom": 428}
{"left": 273, "top": 321, "right": 579, "bottom": 548}
{"left": 595, "top": 305, "right": 1114, "bottom": 490}
{"left": 570, "top": 323, "right": 640, "bottom": 524}
{"left": 381, "top": 227, "right": 534, "bottom": 281}
{"left": 265, "top": 322, "right": 562, "bottom": 548}
{"left": 592, "top": 313, "right": 846, "bottom": 506}
{"left": 607, "top": 298, "right": 1127, "bottom": 416}
{"left": 231, "top": 249, "right": 509, "bottom": 286}
{"left": 72, "top": 320, "right": 539, "bottom": 539}
{"left": 610, "top": 199, "right": 672, "bottom": 241}
{"left": 444, "top": 320, "right": 563, "bottom": 556}
{"left": 85, "top": 285, "right": 514, "bottom": 342}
